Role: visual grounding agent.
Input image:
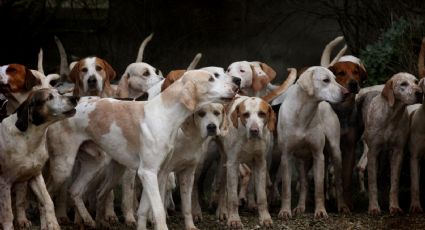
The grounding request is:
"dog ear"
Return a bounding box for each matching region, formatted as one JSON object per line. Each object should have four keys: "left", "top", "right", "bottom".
{"left": 15, "top": 100, "right": 30, "bottom": 132}
{"left": 181, "top": 115, "right": 195, "bottom": 134}
{"left": 180, "top": 80, "right": 197, "bottom": 112}
{"left": 116, "top": 73, "right": 130, "bottom": 98}
{"left": 25, "top": 68, "right": 41, "bottom": 91}
{"left": 230, "top": 104, "right": 239, "bottom": 128}
{"left": 68, "top": 60, "right": 81, "bottom": 84}
{"left": 250, "top": 64, "right": 271, "bottom": 92}
{"left": 297, "top": 68, "right": 315, "bottom": 96}
{"left": 260, "top": 63, "right": 276, "bottom": 82}
{"left": 382, "top": 79, "right": 395, "bottom": 106}
{"left": 267, "top": 104, "right": 276, "bottom": 132}
{"left": 358, "top": 65, "right": 368, "bottom": 84}
{"left": 102, "top": 59, "right": 116, "bottom": 82}
{"left": 162, "top": 70, "right": 185, "bottom": 92}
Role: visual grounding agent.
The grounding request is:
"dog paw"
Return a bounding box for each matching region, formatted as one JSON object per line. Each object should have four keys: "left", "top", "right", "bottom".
{"left": 246, "top": 202, "right": 258, "bottom": 212}
{"left": 227, "top": 218, "right": 243, "bottom": 229}
{"left": 124, "top": 216, "right": 137, "bottom": 228}
{"left": 105, "top": 214, "right": 119, "bottom": 225}
{"left": 389, "top": 206, "right": 403, "bottom": 216}
{"left": 42, "top": 220, "right": 60, "bottom": 230}
{"left": 193, "top": 213, "right": 203, "bottom": 223}
{"left": 278, "top": 209, "right": 292, "bottom": 219}
{"left": 410, "top": 204, "right": 424, "bottom": 214}
{"left": 216, "top": 208, "right": 228, "bottom": 221}
{"left": 314, "top": 208, "right": 328, "bottom": 219}
{"left": 16, "top": 218, "right": 32, "bottom": 229}
{"left": 368, "top": 206, "right": 381, "bottom": 216}
{"left": 293, "top": 206, "right": 305, "bottom": 215}
{"left": 259, "top": 218, "right": 273, "bottom": 228}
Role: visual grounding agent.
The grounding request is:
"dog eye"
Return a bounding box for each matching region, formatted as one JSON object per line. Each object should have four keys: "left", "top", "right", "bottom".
{"left": 242, "top": 112, "right": 250, "bottom": 118}
{"left": 258, "top": 111, "right": 266, "bottom": 118}
{"left": 209, "top": 77, "right": 215, "bottom": 82}
{"left": 213, "top": 110, "right": 220, "bottom": 116}
{"left": 415, "top": 80, "right": 419, "bottom": 84}
{"left": 240, "top": 69, "right": 245, "bottom": 73}
{"left": 82, "top": 67, "right": 88, "bottom": 73}
{"left": 214, "top": 73, "right": 219, "bottom": 78}
{"left": 48, "top": 94, "right": 54, "bottom": 100}
{"left": 400, "top": 82, "right": 408, "bottom": 87}
{"left": 95, "top": 66, "right": 102, "bottom": 71}
{"left": 323, "top": 79, "right": 330, "bottom": 83}
{"left": 143, "top": 71, "right": 150, "bottom": 76}
{"left": 155, "top": 69, "right": 160, "bottom": 75}
{"left": 198, "top": 111, "right": 206, "bottom": 117}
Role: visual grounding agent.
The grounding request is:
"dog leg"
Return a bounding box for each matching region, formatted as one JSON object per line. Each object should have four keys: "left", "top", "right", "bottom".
{"left": 0, "top": 177, "right": 13, "bottom": 230}
{"left": 341, "top": 129, "right": 357, "bottom": 209}
{"left": 312, "top": 152, "right": 328, "bottom": 219}
{"left": 136, "top": 188, "right": 151, "bottom": 230}
{"left": 226, "top": 159, "right": 243, "bottom": 229}
{"left": 389, "top": 149, "right": 404, "bottom": 215}
{"left": 246, "top": 178, "right": 257, "bottom": 211}
{"left": 253, "top": 158, "right": 273, "bottom": 228}
{"left": 55, "top": 180, "right": 70, "bottom": 224}
{"left": 29, "top": 174, "right": 60, "bottom": 230}
{"left": 410, "top": 149, "right": 423, "bottom": 213}
{"left": 122, "top": 169, "right": 137, "bottom": 226}
{"left": 14, "top": 182, "right": 32, "bottom": 229}
{"left": 238, "top": 163, "right": 251, "bottom": 206}
{"left": 329, "top": 138, "right": 350, "bottom": 213}
{"left": 178, "top": 166, "right": 199, "bottom": 230}
{"left": 293, "top": 159, "right": 308, "bottom": 215}
{"left": 137, "top": 167, "right": 168, "bottom": 230}
{"left": 278, "top": 151, "right": 292, "bottom": 219}
{"left": 104, "top": 191, "right": 119, "bottom": 224}
{"left": 191, "top": 173, "right": 202, "bottom": 223}
{"left": 367, "top": 147, "right": 381, "bottom": 215}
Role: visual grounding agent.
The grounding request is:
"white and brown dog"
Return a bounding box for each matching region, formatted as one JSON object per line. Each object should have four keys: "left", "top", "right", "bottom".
{"left": 0, "top": 89, "right": 78, "bottom": 230}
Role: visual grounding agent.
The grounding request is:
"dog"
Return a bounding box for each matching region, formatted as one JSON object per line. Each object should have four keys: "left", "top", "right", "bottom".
{"left": 327, "top": 55, "right": 368, "bottom": 208}
{"left": 277, "top": 66, "right": 349, "bottom": 219}
{"left": 138, "top": 102, "right": 226, "bottom": 230}
{"left": 0, "top": 89, "right": 78, "bottom": 230}
{"left": 219, "top": 96, "right": 275, "bottom": 228}
{"left": 45, "top": 70, "right": 238, "bottom": 229}
{"left": 359, "top": 72, "right": 422, "bottom": 215}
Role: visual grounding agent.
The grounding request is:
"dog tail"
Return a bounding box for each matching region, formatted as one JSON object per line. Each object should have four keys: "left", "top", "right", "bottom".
{"left": 261, "top": 68, "right": 297, "bottom": 103}
{"left": 54, "top": 36, "right": 70, "bottom": 81}
{"left": 37, "top": 48, "right": 44, "bottom": 74}
{"left": 329, "top": 45, "right": 348, "bottom": 66}
{"left": 136, "top": 33, "right": 154, "bottom": 63}
{"left": 321, "top": 36, "right": 345, "bottom": 67}
{"left": 187, "top": 53, "right": 202, "bottom": 70}
{"left": 419, "top": 37, "right": 425, "bottom": 79}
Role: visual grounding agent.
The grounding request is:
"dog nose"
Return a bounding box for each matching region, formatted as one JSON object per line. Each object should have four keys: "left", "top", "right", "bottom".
{"left": 69, "top": 96, "right": 80, "bottom": 105}
{"left": 348, "top": 80, "right": 359, "bottom": 94}
{"left": 207, "top": 123, "right": 217, "bottom": 135}
{"left": 232, "top": 77, "right": 241, "bottom": 88}
{"left": 88, "top": 75, "right": 97, "bottom": 86}
{"left": 249, "top": 127, "right": 259, "bottom": 137}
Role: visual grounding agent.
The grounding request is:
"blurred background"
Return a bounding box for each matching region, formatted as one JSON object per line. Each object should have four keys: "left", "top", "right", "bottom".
{"left": 0, "top": 0, "right": 424, "bottom": 85}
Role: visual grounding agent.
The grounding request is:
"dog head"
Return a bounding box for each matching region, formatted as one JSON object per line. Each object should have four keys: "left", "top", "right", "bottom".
{"left": 69, "top": 57, "right": 116, "bottom": 96}
{"left": 14, "top": 88, "right": 79, "bottom": 132}
{"left": 176, "top": 70, "right": 238, "bottom": 112}
{"left": 230, "top": 97, "right": 276, "bottom": 139}
{"left": 0, "top": 64, "right": 41, "bottom": 94}
{"left": 202, "top": 66, "right": 241, "bottom": 88}
{"left": 329, "top": 61, "right": 367, "bottom": 94}
{"left": 182, "top": 103, "right": 226, "bottom": 138}
{"left": 297, "top": 66, "right": 349, "bottom": 104}
{"left": 116, "top": 62, "right": 163, "bottom": 98}
{"left": 382, "top": 72, "right": 422, "bottom": 107}
{"left": 226, "top": 61, "right": 275, "bottom": 92}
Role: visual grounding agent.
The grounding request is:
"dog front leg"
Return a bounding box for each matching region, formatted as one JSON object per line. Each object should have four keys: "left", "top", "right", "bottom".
{"left": 29, "top": 174, "right": 60, "bottom": 230}
{"left": 278, "top": 151, "right": 292, "bottom": 219}
{"left": 312, "top": 152, "right": 328, "bottom": 218}
{"left": 226, "top": 159, "right": 243, "bottom": 229}
{"left": 253, "top": 158, "right": 273, "bottom": 227}
{"left": 341, "top": 129, "right": 357, "bottom": 209}
{"left": 367, "top": 146, "right": 381, "bottom": 215}
{"left": 293, "top": 159, "right": 308, "bottom": 215}
{"left": 0, "top": 177, "right": 13, "bottom": 230}
{"left": 410, "top": 148, "right": 423, "bottom": 213}
{"left": 389, "top": 149, "right": 404, "bottom": 215}
{"left": 178, "top": 166, "right": 198, "bottom": 230}
{"left": 14, "top": 182, "right": 31, "bottom": 229}
{"left": 122, "top": 168, "right": 137, "bottom": 226}
{"left": 329, "top": 139, "right": 350, "bottom": 213}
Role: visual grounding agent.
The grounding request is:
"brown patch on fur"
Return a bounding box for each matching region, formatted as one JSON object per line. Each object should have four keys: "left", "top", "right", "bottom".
{"left": 259, "top": 100, "right": 276, "bottom": 132}
{"left": 329, "top": 62, "right": 367, "bottom": 92}
{"left": 162, "top": 70, "right": 186, "bottom": 91}
{"left": 86, "top": 100, "right": 143, "bottom": 152}
{"left": 1, "top": 64, "right": 40, "bottom": 93}
{"left": 251, "top": 63, "right": 276, "bottom": 92}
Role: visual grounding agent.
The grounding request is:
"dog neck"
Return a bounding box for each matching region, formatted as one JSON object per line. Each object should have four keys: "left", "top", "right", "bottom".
{"left": 1, "top": 114, "right": 50, "bottom": 146}
{"left": 283, "top": 85, "right": 321, "bottom": 128}
{"left": 376, "top": 95, "right": 408, "bottom": 125}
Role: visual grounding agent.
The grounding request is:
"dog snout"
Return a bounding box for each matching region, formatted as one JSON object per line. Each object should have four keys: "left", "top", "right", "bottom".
{"left": 206, "top": 123, "right": 217, "bottom": 136}
{"left": 249, "top": 127, "right": 260, "bottom": 138}
{"left": 232, "top": 77, "right": 241, "bottom": 88}
{"left": 348, "top": 80, "right": 359, "bottom": 94}
{"left": 87, "top": 75, "right": 97, "bottom": 87}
